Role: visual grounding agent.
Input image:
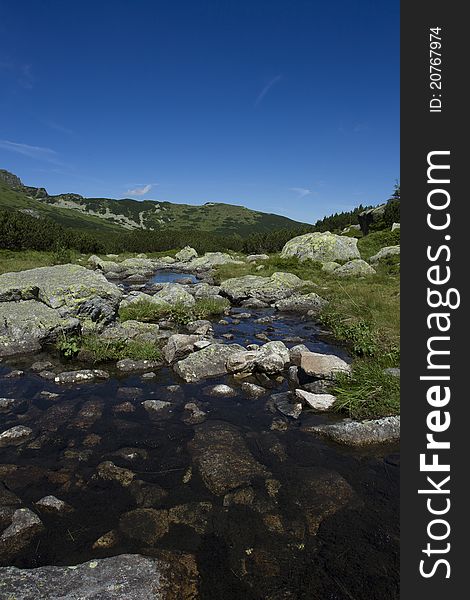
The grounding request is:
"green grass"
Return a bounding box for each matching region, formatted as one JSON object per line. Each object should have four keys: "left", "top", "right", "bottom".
{"left": 118, "top": 297, "right": 230, "bottom": 325}
{"left": 0, "top": 250, "right": 56, "bottom": 274}
{"left": 56, "top": 333, "right": 162, "bottom": 363}
{"left": 357, "top": 229, "right": 400, "bottom": 260}
{"left": 333, "top": 359, "right": 400, "bottom": 419}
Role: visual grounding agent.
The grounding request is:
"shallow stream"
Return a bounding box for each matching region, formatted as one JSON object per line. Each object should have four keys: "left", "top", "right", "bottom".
{"left": 0, "top": 271, "right": 399, "bottom": 599}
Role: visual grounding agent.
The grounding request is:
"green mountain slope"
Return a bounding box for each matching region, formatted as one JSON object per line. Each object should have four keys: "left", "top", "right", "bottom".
{"left": 0, "top": 170, "right": 308, "bottom": 236}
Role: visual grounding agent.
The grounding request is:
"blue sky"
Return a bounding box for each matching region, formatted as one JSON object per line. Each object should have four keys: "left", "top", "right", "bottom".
{"left": 0, "top": 0, "right": 399, "bottom": 224}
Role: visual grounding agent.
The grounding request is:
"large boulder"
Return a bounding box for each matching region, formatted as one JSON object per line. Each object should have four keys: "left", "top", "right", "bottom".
{"left": 174, "top": 343, "right": 245, "bottom": 382}
{"left": 275, "top": 292, "right": 327, "bottom": 315}
{"left": 0, "top": 301, "right": 80, "bottom": 357}
{"left": 0, "top": 265, "right": 122, "bottom": 325}
{"left": 281, "top": 232, "right": 360, "bottom": 263}
{"left": 226, "top": 341, "right": 290, "bottom": 374}
{"left": 334, "top": 259, "right": 376, "bottom": 277}
{"left": 299, "top": 351, "right": 351, "bottom": 379}
{"left": 153, "top": 283, "right": 195, "bottom": 307}
{"left": 186, "top": 252, "right": 244, "bottom": 270}
{"left": 0, "top": 553, "right": 199, "bottom": 599}
{"left": 175, "top": 246, "right": 198, "bottom": 262}
{"left": 369, "top": 245, "right": 400, "bottom": 263}
{"left": 220, "top": 272, "right": 310, "bottom": 304}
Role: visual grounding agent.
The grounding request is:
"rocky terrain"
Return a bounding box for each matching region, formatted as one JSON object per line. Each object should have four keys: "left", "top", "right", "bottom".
{"left": 0, "top": 231, "right": 400, "bottom": 599}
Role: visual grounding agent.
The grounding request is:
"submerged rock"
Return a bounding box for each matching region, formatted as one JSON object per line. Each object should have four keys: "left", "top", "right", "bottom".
{"left": 271, "top": 393, "right": 302, "bottom": 419}
{"left": 119, "top": 508, "right": 169, "bottom": 545}
{"left": 189, "top": 421, "right": 270, "bottom": 495}
{"left": 281, "top": 231, "right": 360, "bottom": 262}
{"left": 0, "top": 508, "right": 44, "bottom": 562}
{"left": 0, "top": 426, "right": 33, "bottom": 448}
{"left": 304, "top": 416, "right": 400, "bottom": 445}
{"left": 202, "top": 384, "right": 237, "bottom": 397}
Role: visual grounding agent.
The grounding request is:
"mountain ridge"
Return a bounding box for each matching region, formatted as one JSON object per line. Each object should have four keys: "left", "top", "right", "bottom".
{"left": 0, "top": 169, "right": 309, "bottom": 236}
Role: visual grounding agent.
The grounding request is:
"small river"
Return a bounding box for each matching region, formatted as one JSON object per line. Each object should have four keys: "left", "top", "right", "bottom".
{"left": 0, "top": 272, "right": 399, "bottom": 599}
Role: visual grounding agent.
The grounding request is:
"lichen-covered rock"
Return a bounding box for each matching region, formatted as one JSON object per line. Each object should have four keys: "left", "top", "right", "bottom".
{"left": 334, "top": 259, "right": 376, "bottom": 277}
{"left": 275, "top": 292, "right": 327, "bottom": 315}
{"left": 0, "top": 301, "right": 80, "bottom": 357}
{"left": 186, "top": 252, "right": 243, "bottom": 270}
{"left": 220, "top": 272, "right": 310, "bottom": 304}
{"left": 0, "top": 264, "right": 122, "bottom": 324}
{"left": 246, "top": 254, "right": 269, "bottom": 262}
{"left": 116, "top": 358, "right": 162, "bottom": 372}
{"left": 35, "top": 495, "right": 73, "bottom": 514}
{"left": 281, "top": 232, "right": 360, "bottom": 262}
{"left": 173, "top": 343, "right": 245, "bottom": 382}
{"left": 162, "top": 334, "right": 204, "bottom": 363}
{"left": 175, "top": 246, "right": 198, "bottom": 262}
{"left": 321, "top": 261, "right": 341, "bottom": 273}
{"left": 226, "top": 341, "right": 290, "bottom": 375}
{"left": 304, "top": 416, "right": 400, "bottom": 446}
{"left": 189, "top": 421, "right": 270, "bottom": 495}
{"left": 0, "top": 553, "right": 199, "bottom": 599}
{"left": 101, "top": 320, "right": 161, "bottom": 344}
{"left": 153, "top": 283, "right": 195, "bottom": 307}
{"left": 54, "top": 369, "right": 109, "bottom": 384}
{"left": 369, "top": 245, "right": 401, "bottom": 263}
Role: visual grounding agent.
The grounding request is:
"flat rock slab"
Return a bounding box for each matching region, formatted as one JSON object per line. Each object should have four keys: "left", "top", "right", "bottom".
{"left": 189, "top": 421, "right": 270, "bottom": 495}
{"left": 299, "top": 351, "right": 351, "bottom": 379}
{"left": 304, "top": 416, "right": 400, "bottom": 446}
{"left": 173, "top": 343, "right": 244, "bottom": 383}
{"left": 0, "top": 553, "right": 196, "bottom": 599}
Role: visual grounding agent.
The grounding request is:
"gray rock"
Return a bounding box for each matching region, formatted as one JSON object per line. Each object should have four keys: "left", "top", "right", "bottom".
{"left": 153, "top": 283, "right": 195, "bottom": 307}
{"left": 162, "top": 334, "right": 203, "bottom": 363}
{"left": 183, "top": 402, "right": 207, "bottom": 425}
{"left": 299, "top": 351, "right": 351, "bottom": 379}
{"left": 220, "top": 272, "right": 312, "bottom": 304}
{"left": 275, "top": 292, "right": 327, "bottom": 315}
{"left": 119, "top": 509, "right": 169, "bottom": 545}
{"left": 116, "top": 359, "right": 162, "bottom": 373}
{"left": 246, "top": 254, "right": 269, "bottom": 262}
{"left": 392, "top": 222, "right": 400, "bottom": 231}
{"left": 142, "top": 400, "right": 172, "bottom": 416}
{"left": 294, "top": 390, "right": 336, "bottom": 411}
{"left": 54, "top": 369, "right": 109, "bottom": 384}
{"left": 186, "top": 252, "right": 243, "bottom": 270}
{"left": 0, "top": 508, "right": 44, "bottom": 561}
{"left": 31, "top": 360, "right": 53, "bottom": 372}
{"left": 226, "top": 341, "right": 290, "bottom": 375}
{"left": 384, "top": 367, "right": 400, "bottom": 377}
{"left": 188, "top": 421, "right": 269, "bottom": 495}
{"left": 186, "top": 319, "right": 213, "bottom": 335}
{"left": 95, "top": 462, "right": 135, "bottom": 487}
{"left": 305, "top": 416, "right": 400, "bottom": 446}
{"left": 241, "top": 382, "right": 267, "bottom": 398}
{"left": 271, "top": 393, "right": 302, "bottom": 419}
{"left": 321, "top": 261, "right": 341, "bottom": 273}
{"left": 0, "top": 301, "right": 80, "bottom": 357}
{"left": 0, "top": 264, "right": 122, "bottom": 323}
{"left": 175, "top": 246, "right": 198, "bottom": 262}
{"left": 334, "top": 259, "right": 376, "bottom": 277}
{"left": 0, "top": 398, "right": 18, "bottom": 413}
{"left": 173, "top": 343, "right": 245, "bottom": 383}
{"left": 281, "top": 232, "right": 360, "bottom": 262}
{"left": 35, "top": 495, "right": 73, "bottom": 514}
{"left": 369, "top": 245, "right": 401, "bottom": 263}
{"left": 0, "top": 553, "right": 198, "bottom": 599}
{"left": 288, "top": 344, "right": 310, "bottom": 366}
{"left": 0, "top": 425, "right": 33, "bottom": 448}
{"left": 202, "top": 384, "right": 237, "bottom": 397}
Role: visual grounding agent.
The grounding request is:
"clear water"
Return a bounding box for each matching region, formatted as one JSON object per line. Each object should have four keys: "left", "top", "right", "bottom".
{"left": 0, "top": 286, "right": 399, "bottom": 599}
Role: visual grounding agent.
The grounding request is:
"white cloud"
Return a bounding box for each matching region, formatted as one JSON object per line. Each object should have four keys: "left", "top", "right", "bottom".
{"left": 126, "top": 184, "right": 153, "bottom": 196}
{"left": 255, "top": 74, "right": 282, "bottom": 106}
{"left": 290, "top": 187, "right": 311, "bottom": 198}
{"left": 0, "top": 139, "right": 59, "bottom": 162}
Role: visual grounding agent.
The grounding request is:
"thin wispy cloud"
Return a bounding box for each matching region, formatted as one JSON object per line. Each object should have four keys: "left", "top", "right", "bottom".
{"left": 126, "top": 184, "right": 153, "bottom": 196}
{"left": 44, "top": 120, "right": 74, "bottom": 135}
{"left": 255, "top": 74, "right": 282, "bottom": 107}
{"left": 0, "top": 139, "right": 61, "bottom": 163}
{"left": 290, "top": 187, "right": 311, "bottom": 198}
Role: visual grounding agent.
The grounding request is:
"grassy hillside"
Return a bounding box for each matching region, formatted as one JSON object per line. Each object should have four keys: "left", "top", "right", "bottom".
{"left": 0, "top": 170, "right": 308, "bottom": 236}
